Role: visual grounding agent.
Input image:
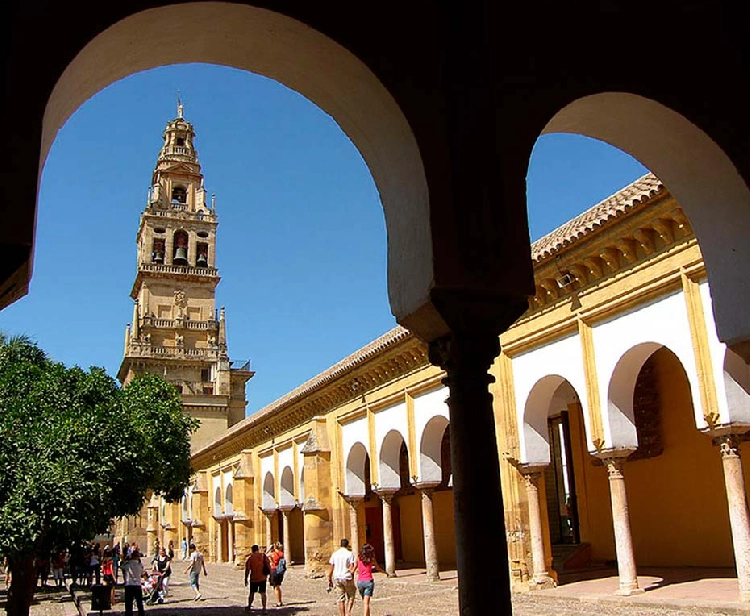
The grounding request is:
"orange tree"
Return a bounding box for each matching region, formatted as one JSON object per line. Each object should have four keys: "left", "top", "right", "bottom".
{"left": 0, "top": 334, "right": 197, "bottom": 616}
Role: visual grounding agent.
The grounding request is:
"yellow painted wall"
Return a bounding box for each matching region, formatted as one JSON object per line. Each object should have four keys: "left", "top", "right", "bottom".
{"left": 434, "top": 491, "right": 456, "bottom": 567}
{"left": 626, "top": 348, "right": 733, "bottom": 566}
{"left": 398, "top": 493, "right": 424, "bottom": 562}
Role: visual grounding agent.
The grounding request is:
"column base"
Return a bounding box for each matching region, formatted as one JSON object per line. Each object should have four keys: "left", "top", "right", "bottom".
{"left": 740, "top": 589, "right": 750, "bottom": 602}
{"left": 528, "top": 575, "right": 556, "bottom": 591}
{"left": 615, "top": 585, "right": 644, "bottom": 596}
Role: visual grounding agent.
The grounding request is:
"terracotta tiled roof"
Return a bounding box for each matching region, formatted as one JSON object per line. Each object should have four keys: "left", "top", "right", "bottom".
{"left": 531, "top": 173, "right": 664, "bottom": 262}
{"left": 192, "top": 325, "right": 411, "bottom": 457}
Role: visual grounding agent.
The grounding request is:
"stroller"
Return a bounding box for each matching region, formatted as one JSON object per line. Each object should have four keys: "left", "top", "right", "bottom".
{"left": 142, "top": 570, "right": 165, "bottom": 605}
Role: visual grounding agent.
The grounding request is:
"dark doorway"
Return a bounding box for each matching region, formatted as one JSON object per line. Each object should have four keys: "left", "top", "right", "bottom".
{"left": 545, "top": 411, "right": 580, "bottom": 545}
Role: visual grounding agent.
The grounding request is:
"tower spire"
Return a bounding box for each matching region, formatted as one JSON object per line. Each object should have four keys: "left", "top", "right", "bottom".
{"left": 177, "top": 91, "right": 184, "bottom": 119}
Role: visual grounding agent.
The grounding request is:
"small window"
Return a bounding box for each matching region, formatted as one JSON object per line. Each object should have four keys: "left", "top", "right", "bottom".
{"left": 176, "top": 137, "right": 185, "bottom": 146}
{"left": 201, "top": 369, "right": 210, "bottom": 382}
{"left": 202, "top": 386, "right": 214, "bottom": 395}
{"left": 174, "top": 384, "right": 183, "bottom": 394}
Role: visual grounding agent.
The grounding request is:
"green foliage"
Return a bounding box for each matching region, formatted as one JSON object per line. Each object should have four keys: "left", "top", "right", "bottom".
{"left": 0, "top": 334, "right": 197, "bottom": 560}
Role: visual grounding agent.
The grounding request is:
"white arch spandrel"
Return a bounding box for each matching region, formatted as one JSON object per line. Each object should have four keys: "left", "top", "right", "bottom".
{"left": 512, "top": 332, "right": 590, "bottom": 457}
{"left": 544, "top": 92, "right": 750, "bottom": 351}
{"left": 344, "top": 442, "right": 369, "bottom": 496}
{"left": 413, "top": 386, "right": 449, "bottom": 482}
{"left": 700, "top": 281, "right": 750, "bottom": 426}
{"left": 594, "top": 290, "right": 704, "bottom": 446}
{"left": 373, "top": 401, "right": 408, "bottom": 472}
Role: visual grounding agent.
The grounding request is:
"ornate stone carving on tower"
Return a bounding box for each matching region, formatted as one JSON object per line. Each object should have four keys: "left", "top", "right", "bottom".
{"left": 118, "top": 102, "right": 254, "bottom": 452}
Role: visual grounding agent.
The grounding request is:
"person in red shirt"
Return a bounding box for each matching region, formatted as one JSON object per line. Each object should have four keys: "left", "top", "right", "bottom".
{"left": 268, "top": 542, "right": 286, "bottom": 607}
{"left": 244, "top": 544, "right": 271, "bottom": 613}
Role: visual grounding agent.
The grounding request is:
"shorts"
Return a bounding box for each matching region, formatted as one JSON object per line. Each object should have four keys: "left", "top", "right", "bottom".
{"left": 358, "top": 580, "right": 375, "bottom": 597}
{"left": 269, "top": 571, "right": 284, "bottom": 587}
{"left": 334, "top": 578, "right": 356, "bottom": 603}
{"left": 189, "top": 571, "right": 200, "bottom": 590}
{"left": 250, "top": 580, "right": 267, "bottom": 594}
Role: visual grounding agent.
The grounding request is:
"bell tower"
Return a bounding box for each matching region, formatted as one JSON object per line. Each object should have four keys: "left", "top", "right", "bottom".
{"left": 118, "top": 100, "right": 254, "bottom": 452}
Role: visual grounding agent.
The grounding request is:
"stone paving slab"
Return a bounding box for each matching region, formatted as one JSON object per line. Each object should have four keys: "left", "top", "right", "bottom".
{"left": 6, "top": 564, "right": 750, "bottom": 616}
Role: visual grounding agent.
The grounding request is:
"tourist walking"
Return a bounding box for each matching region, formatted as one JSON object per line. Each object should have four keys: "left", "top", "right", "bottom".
{"left": 121, "top": 548, "right": 145, "bottom": 616}
{"left": 181, "top": 538, "right": 188, "bottom": 561}
{"left": 355, "top": 543, "right": 385, "bottom": 616}
{"left": 244, "top": 544, "right": 271, "bottom": 613}
{"left": 328, "top": 538, "right": 357, "bottom": 616}
{"left": 268, "top": 542, "right": 287, "bottom": 607}
{"left": 183, "top": 543, "right": 207, "bottom": 601}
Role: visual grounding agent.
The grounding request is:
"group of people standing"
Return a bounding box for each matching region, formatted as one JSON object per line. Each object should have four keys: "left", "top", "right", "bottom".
{"left": 328, "top": 539, "right": 385, "bottom": 616}
{"left": 244, "top": 542, "right": 287, "bottom": 613}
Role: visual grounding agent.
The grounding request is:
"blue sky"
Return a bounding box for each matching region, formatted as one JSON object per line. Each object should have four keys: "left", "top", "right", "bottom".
{"left": 0, "top": 63, "right": 648, "bottom": 415}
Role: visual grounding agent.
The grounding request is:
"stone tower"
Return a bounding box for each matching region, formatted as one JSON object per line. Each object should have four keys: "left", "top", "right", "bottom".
{"left": 118, "top": 101, "right": 254, "bottom": 452}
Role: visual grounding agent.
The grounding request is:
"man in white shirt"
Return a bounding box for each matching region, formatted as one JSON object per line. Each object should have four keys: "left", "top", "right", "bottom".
{"left": 327, "top": 538, "right": 356, "bottom": 616}
{"left": 121, "top": 549, "right": 145, "bottom": 616}
{"left": 183, "top": 543, "right": 208, "bottom": 601}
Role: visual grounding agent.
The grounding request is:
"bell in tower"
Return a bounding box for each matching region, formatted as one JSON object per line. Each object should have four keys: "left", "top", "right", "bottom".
{"left": 173, "top": 230, "right": 189, "bottom": 266}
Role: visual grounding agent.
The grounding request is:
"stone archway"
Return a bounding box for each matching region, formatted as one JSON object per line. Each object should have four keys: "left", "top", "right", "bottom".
{"left": 543, "top": 93, "right": 750, "bottom": 356}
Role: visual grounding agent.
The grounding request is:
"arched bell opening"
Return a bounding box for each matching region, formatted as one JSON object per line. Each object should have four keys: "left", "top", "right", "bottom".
{"left": 173, "top": 230, "right": 189, "bottom": 266}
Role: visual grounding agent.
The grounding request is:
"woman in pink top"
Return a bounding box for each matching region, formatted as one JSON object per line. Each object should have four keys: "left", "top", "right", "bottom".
{"left": 355, "top": 544, "right": 385, "bottom": 616}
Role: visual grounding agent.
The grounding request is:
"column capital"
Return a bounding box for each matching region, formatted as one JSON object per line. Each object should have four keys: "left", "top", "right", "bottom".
{"left": 714, "top": 433, "right": 742, "bottom": 459}
{"left": 412, "top": 481, "right": 441, "bottom": 493}
{"left": 342, "top": 494, "right": 365, "bottom": 507}
{"left": 278, "top": 505, "right": 296, "bottom": 514}
{"left": 428, "top": 332, "right": 500, "bottom": 380}
{"left": 374, "top": 488, "right": 398, "bottom": 503}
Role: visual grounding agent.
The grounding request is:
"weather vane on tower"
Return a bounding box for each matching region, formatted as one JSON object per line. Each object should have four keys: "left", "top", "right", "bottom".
{"left": 177, "top": 90, "right": 184, "bottom": 119}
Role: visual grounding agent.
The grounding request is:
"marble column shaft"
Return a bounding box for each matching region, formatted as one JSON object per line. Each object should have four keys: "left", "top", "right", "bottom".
{"left": 379, "top": 491, "right": 398, "bottom": 577}
{"left": 716, "top": 434, "right": 750, "bottom": 601}
{"left": 418, "top": 485, "right": 440, "bottom": 582}
{"left": 603, "top": 456, "right": 642, "bottom": 595}
{"left": 522, "top": 469, "right": 554, "bottom": 586}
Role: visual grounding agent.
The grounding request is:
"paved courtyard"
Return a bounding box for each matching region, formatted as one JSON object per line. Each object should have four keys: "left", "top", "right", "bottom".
{"left": 6, "top": 563, "right": 750, "bottom": 616}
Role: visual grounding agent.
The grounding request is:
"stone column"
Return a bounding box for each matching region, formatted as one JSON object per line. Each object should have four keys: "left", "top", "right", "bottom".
{"left": 188, "top": 230, "right": 198, "bottom": 266}
{"left": 165, "top": 233, "right": 175, "bottom": 267}
{"left": 377, "top": 489, "right": 398, "bottom": 577}
{"left": 714, "top": 433, "right": 750, "bottom": 601}
{"left": 414, "top": 482, "right": 441, "bottom": 582}
{"left": 262, "top": 510, "right": 275, "bottom": 550}
{"left": 280, "top": 507, "right": 293, "bottom": 562}
{"left": 344, "top": 497, "right": 363, "bottom": 561}
{"left": 520, "top": 468, "right": 555, "bottom": 589}
{"left": 428, "top": 333, "right": 509, "bottom": 614}
{"left": 601, "top": 455, "right": 642, "bottom": 596}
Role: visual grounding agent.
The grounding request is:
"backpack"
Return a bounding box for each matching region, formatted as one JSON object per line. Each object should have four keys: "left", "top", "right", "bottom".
{"left": 276, "top": 557, "right": 287, "bottom": 575}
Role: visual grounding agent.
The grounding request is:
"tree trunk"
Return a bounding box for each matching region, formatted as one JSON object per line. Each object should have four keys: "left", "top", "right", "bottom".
{"left": 6, "top": 555, "right": 36, "bottom": 616}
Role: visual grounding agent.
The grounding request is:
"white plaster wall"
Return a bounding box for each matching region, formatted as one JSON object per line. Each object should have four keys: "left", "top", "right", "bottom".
{"left": 296, "top": 443, "right": 305, "bottom": 500}
{"left": 513, "top": 332, "right": 589, "bottom": 460}
{"left": 374, "top": 401, "right": 408, "bottom": 455}
{"left": 593, "top": 289, "right": 704, "bottom": 445}
{"left": 413, "top": 386, "right": 450, "bottom": 481}
{"left": 702, "top": 281, "right": 750, "bottom": 425}
{"left": 278, "top": 446, "right": 294, "bottom": 479}
{"left": 222, "top": 469, "right": 233, "bottom": 513}
{"left": 341, "top": 416, "right": 370, "bottom": 461}
{"left": 413, "top": 386, "right": 449, "bottom": 443}
{"left": 259, "top": 454, "right": 276, "bottom": 509}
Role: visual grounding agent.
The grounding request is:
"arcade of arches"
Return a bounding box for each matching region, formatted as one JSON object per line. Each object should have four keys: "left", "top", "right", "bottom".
{"left": 7, "top": 4, "right": 750, "bottom": 615}
{"left": 119, "top": 175, "right": 750, "bottom": 603}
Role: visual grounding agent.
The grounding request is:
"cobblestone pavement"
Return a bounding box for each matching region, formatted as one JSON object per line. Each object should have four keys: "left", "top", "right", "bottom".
{"left": 5, "top": 565, "right": 750, "bottom": 616}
